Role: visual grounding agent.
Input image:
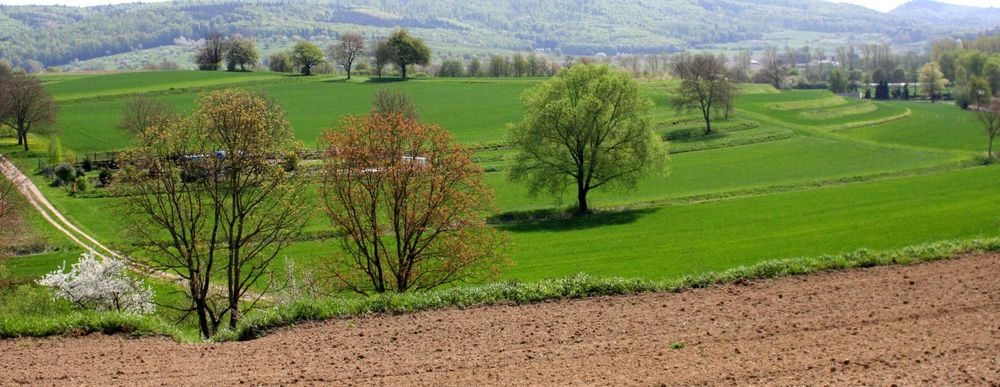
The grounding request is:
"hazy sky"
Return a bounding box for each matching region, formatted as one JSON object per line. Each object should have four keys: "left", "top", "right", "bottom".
{"left": 0, "top": 0, "right": 995, "bottom": 13}
{"left": 826, "top": 0, "right": 997, "bottom": 12}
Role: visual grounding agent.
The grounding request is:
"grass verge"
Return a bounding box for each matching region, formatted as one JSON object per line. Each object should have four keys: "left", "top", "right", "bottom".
{"left": 231, "top": 237, "right": 1000, "bottom": 341}
{"left": 4, "top": 237, "right": 999, "bottom": 343}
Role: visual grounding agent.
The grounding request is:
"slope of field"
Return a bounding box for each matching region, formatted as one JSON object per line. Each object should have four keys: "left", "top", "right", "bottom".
{"left": 40, "top": 71, "right": 285, "bottom": 102}
{"left": 2, "top": 253, "right": 997, "bottom": 384}
{"left": 841, "top": 102, "right": 988, "bottom": 153}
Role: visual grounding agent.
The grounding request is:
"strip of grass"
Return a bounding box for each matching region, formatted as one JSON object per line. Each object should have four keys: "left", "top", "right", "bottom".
{"left": 232, "top": 237, "right": 1000, "bottom": 341}
{"left": 767, "top": 95, "right": 846, "bottom": 110}
{"left": 799, "top": 101, "right": 877, "bottom": 120}
{"left": 841, "top": 102, "right": 986, "bottom": 153}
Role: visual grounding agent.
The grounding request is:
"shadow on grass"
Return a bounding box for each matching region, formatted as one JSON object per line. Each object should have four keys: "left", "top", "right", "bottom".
{"left": 363, "top": 77, "right": 408, "bottom": 84}
{"left": 496, "top": 207, "right": 656, "bottom": 233}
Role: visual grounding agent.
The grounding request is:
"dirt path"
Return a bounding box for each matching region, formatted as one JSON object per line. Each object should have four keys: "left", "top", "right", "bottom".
{"left": 0, "top": 155, "right": 263, "bottom": 300}
{"left": 2, "top": 254, "right": 999, "bottom": 385}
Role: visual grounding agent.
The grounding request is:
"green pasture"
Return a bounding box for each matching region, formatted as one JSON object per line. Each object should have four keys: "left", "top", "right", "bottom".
{"left": 3, "top": 71, "right": 994, "bottom": 292}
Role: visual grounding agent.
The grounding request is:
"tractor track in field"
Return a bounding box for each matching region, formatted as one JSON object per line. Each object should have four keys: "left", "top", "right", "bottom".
{"left": 0, "top": 155, "right": 265, "bottom": 301}
{"left": 1, "top": 252, "right": 998, "bottom": 385}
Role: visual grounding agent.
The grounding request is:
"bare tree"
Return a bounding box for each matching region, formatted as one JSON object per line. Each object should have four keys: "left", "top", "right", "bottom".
{"left": 0, "top": 72, "right": 57, "bottom": 151}
{"left": 372, "top": 37, "right": 394, "bottom": 79}
{"left": 759, "top": 46, "right": 788, "bottom": 90}
{"left": 371, "top": 89, "right": 420, "bottom": 121}
{"left": 328, "top": 32, "right": 365, "bottom": 80}
{"left": 117, "top": 89, "right": 308, "bottom": 336}
{"left": 117, "top": 94, "right": 177, "bottom": 134}
{"left": 320, "top": 113, "right": 508, "bottom": 294}
{"left": 195, "top": 31, "right": 227, "bottom": 71}
{"left": 978, "top": 99, "right": 1000, "bottom": 159}
{"left": 672, "top": 53, "right": 737, "bottom": 135}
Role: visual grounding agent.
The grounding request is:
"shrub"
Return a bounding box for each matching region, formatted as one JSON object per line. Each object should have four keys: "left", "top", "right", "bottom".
{"left": 47, "top": 137, "right": 63, "bottom": 165}
{"left": 52, "top": 163, "right": 76, "bottom": 186}
{"left": 37, "top": 252, "right": 155, "bottom": 315}
{"left": 98, "top": 169, "right": 113, "bottom": 186}
{"left": 74, "top": 176, "right": 90, "bottom": 193}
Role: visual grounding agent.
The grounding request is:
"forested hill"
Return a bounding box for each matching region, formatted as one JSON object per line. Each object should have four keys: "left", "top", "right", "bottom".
{"left": 889, "top": 0, "right": 1000, "bottom": 27}
{"left": 0, "top": 0, "right": 977, "bottom": 68}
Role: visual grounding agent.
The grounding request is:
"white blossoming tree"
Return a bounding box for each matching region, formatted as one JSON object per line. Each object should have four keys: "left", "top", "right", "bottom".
{"left": 38, "top": 252, "right": 155, "bottom": 315}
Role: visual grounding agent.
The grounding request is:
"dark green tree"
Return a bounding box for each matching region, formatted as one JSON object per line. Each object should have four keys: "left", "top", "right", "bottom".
{"left": 385, "top": 29, "right": 431, "bottom": 79}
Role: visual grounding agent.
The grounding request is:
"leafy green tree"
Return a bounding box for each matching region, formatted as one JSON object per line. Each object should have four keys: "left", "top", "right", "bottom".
{"left": 508, "top": 64, "right": 667, "bottom": 214}
{"left": 956, "top": 76, "right": 992, "bottom": 110}
{"left": 437, "top": 59, "right": 465, "bottom": 77}
{"left": 920, "top": 62, "right": 949, "bottom": 103}
{"left": 225, "top": 35, "right": 258, "bottom": 72}
{"left": 291, "top": 41, "right": 325, "bottom": 76}
{"left": 468, "top": 57, "right": 484, "bottom": 77}
{"left": 671, "top": 53, "right": 737, "bottom": 135}
{"left": 371, "top": 37, "right": 394, "bottom": 78}
{"left": 828, "top": 68, "right": 847, "bottom": 93}
{"left": 267, "top": 51, "right": 293, "bottom": 73}
{"left": 386, "top": 29, "right": 431, "bottom": 79}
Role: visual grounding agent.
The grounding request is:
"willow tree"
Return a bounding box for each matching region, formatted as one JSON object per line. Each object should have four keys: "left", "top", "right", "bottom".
{"left": 508, "top": 64, "right": 667, "bottom": 214}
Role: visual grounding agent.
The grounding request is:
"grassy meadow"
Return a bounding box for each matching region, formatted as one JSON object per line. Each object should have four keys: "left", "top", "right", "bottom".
{"left": 2, "top": 70, "right": 998, "bottom": 336}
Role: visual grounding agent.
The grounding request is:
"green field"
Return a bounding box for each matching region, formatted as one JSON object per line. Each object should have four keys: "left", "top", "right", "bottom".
{"left": 3, "top": 71, "right": 997, "bottom": 324}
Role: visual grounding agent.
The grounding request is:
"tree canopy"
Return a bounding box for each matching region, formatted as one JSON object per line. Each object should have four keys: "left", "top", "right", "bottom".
{"left": 385, "top": 29, "right": 431, "bottom": 79}
{"left": 508, "top": 64, "right": 667, "bottom": 214}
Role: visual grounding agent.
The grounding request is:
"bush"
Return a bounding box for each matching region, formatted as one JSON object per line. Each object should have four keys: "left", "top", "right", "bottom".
{"left": 98, "top": 169, "right": 113, "bottom": 186}
{"left": 282, "top": 151, "right": 299, "bottom": 172}
{"left": 74, "top": 176, "right": 90, "bottom": 193}
{"left": 52, "top": 163, "right": 76, "bottom": 186}
{"left": 37, "top": 252, "right": 155, "bottom": 315}
{"left": 47, "top": 137, "right": 63, "bottom": 165}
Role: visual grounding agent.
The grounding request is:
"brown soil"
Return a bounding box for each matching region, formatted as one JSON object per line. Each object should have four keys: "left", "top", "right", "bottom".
{"left": 3, "top": 254, "right": 1000, "bottom": 386}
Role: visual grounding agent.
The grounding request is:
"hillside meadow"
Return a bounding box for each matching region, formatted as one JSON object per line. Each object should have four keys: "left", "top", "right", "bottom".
{"left": 2, "top": 71, "right": 997, "bottom": 337}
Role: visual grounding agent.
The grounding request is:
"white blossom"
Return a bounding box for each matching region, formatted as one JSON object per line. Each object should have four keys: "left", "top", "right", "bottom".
{"left": 38, "top": 252, "right": 155, "bottom": 315}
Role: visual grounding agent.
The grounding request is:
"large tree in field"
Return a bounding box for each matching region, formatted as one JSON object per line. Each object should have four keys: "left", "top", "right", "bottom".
{"left": 320, "top": 113, "right": 507, "bottom": 294}
{"left": 117, "top": 89, "right": 308, "bottom": 337}
{"left": 385, "top": 29, "right": 430, "bottom": 79}
{"left": 920, "top": 62, "right": 948, "bottom": 103}
{"left": 671, "top": 53, "right": 736, "bottom": 135}
{"left": 0, "top": 72, "right": 57, "bottom": 151}
{"left": 508, "top": 64, "right": 667, "bottom": 214}
{"left": 328, "top": 32, "right": 365, "bottom": 80}
{"left": 195, "top": 31, "right": 227, "bottom": 71}
{"left": 978, "top": 99, "right": 1000, "bottom": 159}
{"left": 291, "top": 41, "right": 325, "bottom": 76}
{"left": 225, "top": 35, "right": 259, "bottom": 72}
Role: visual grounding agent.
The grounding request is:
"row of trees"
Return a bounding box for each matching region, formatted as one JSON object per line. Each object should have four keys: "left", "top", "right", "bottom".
{"left": 436, "top": 53, "right": 562, "bottom": 78}
{"left": 0, "top": 63, "right": 57, "bottom": 152}
{"left": 262, "top": 29, "right": 431, "bottom": 78}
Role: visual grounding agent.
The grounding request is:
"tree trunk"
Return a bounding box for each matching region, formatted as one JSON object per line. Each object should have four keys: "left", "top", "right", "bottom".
{"left": 576, "top": 186, "right": 589, "bottom": 214}
{"left": 990, "top": 136, "right": 994, "bottom": 159}
{"left": 401, "top": 64, "right": 407, "bottom": 79}
{"left": 703, "top": 110, "right": 713, "bottom": 135}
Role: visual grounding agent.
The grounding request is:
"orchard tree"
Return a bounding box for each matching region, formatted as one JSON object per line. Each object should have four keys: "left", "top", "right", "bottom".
{"left": 0, "top": 72, "right": 57, "bottom": 151}
{"left": 291, "top": 41, "right": 325, "bottom": 75}
{"left": 671, "top": 53, "right": 736, "bottom": 135}
{"left": 225, "top": 36, "right": 259, "bottom": 72}
{"left": 117, "top": 94, "right": 176, "bottom": 134}
{"left": 371, "top": 37, "right": 394, "bottom": 78}
{"left": 117, "top": 89, "right": 308, "bottom": 337}
{"left": 978, "top": 99, "right": 1000, "bottom": 159}
{"left": 195, "top": 31, "right": 226, "bottom": 71}
{"left": 920, "top": 62, "right": 948, "bottom": 103}
{"left": 759, "top": 46, "right": 788, "bottom": 89}
{"left": 828, "top": 69, "right": 847, "bottom": 93}
{"left": 386, "top": 29, "right": 431, "bottom": 79}
{"left": 328, "top": 32, "right": 365, "bottom": 80}
{"left": 320, "top": 113, "right": 508, "bottom": 294}
{"left": 508, "top": 64, "right": 667, "bottom": 214}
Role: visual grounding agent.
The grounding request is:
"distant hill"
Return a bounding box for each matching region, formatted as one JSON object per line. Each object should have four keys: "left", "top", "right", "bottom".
{"left": 889, "top": 0, "right": 1000, "bottom": 27}
{"left": 0, "top": 0, "right": 986, "bottom": 69}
